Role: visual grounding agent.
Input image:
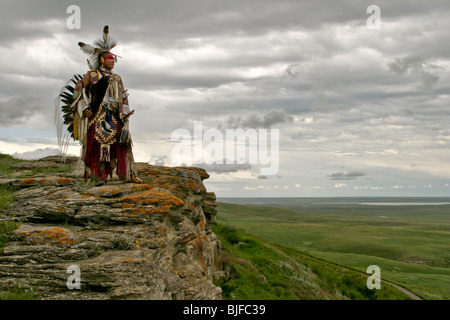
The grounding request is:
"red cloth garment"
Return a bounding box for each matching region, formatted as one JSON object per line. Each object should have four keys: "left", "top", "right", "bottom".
{"left": 84, "top": 114, "right": 128, "bottom": 182}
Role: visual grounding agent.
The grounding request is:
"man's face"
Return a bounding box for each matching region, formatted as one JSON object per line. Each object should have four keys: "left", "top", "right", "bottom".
{"left": 104, "top": 56, "right": 115, "bottom": 70}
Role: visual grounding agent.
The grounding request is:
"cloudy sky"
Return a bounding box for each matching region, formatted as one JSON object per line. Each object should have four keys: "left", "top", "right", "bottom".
{"left": 1, "top": 0, "right": 449, "bottom": 197}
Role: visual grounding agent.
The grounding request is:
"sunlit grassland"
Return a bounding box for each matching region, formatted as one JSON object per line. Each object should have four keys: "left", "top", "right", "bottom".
{"left": 212, "top": 223, "right": 411, "bottom": 300}
{"left": 216, "top": 200, "right": 450, "bottom": 300}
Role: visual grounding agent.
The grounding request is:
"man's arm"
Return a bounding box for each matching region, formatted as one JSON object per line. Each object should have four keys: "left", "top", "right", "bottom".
{"left": 121, "top": 79, "right": 134, "bottom": 119}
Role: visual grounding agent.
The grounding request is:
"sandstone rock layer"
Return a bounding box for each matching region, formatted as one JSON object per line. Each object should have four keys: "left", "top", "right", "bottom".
{"left": 0, "top": 158, "right": 227, "bottom": 300}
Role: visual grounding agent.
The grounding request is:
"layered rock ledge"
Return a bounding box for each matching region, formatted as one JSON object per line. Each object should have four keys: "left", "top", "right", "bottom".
{"left": 0, "top": 157, "right": 228, "bottom": 300}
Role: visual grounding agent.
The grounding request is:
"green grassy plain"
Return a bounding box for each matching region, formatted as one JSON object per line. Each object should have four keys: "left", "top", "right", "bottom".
{"left": 213, "top": 223, "right": 411, "bottom": 300}
{"left": 216, "top": 199, "right": 450, "bottom": 300}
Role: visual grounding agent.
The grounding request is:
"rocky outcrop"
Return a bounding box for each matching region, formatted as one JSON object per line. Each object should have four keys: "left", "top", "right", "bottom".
{"left": 0, "top": 157, "right": 228, "bottom": 300}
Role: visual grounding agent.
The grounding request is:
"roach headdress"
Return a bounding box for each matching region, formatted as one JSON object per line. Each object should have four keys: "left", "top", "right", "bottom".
{"left": 78, "top": 25, "right": 118, "bottom": 70}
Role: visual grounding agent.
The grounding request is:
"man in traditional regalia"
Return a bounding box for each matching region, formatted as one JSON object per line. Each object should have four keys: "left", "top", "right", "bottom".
{"left": 56, "top": 26, "right": 140, "bottom": 185}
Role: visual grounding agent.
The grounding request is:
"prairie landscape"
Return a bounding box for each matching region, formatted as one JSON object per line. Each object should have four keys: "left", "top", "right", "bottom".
{"left": 215, "top": 197, "right": 450, "bottom": 300}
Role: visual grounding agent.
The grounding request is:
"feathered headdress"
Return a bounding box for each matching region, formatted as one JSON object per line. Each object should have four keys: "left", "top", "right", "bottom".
{"left": 78, "top": 25, "right": 118, "bottom": 70}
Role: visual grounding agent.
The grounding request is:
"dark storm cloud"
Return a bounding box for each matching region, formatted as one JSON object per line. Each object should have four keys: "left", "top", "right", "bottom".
{"left": 122, "top": 69, "right": 244, "bottom": 90}
{"left": 388, "top": 55, "right": 443, "bottom": 91}
{"left": 328, "top": 171, "right": 366, "bottom": 180}
{"left": 0, "top": 0, "right": 66, "bottom": 43}
{"left": 0, "top": 137, "right": 17, "bottom": 142}
{"left": 112, "top": 0, "right": 450, "bottom": 42}
{"left": 4, "top": 0, "right": 447, "bottom": 47}
{"left": 225, "top": 109, "right": 294, "bottom": 129}
{"left": 0, "top": 95, "right": 45, "bottom": 126}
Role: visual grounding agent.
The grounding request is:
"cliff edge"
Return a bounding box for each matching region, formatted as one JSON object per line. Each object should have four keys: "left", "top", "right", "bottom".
{"left": 0, "top": 156, "right": 228, "bottom": 300}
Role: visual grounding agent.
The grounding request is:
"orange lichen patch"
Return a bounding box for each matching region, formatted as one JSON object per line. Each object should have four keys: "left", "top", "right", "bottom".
{"left": 57, "top": 178, "right": 72, "bottom": 185}
{"left": 129, "top": 183, "right": 153, "bottom": 193}
{"left": 119, "top": 205, "right": 173, "bottom": 217}
{"left": 160, "top": 204, "right": 173, "bottom": 211}
{"left": 117, "top": 258, "right": 142, "bottom": 263}
{"left": 196, "top": 219, "right": 205, "bottom": 231}
{"left": 81, "top": 195, "right": 99, "bottom": 200}
{"left": 120, "top": 207, "right": 149, "bottom": 217}
{"left": 23, "top": 227, "right": 76, "bottom": 247}
{"left": 22, "top": 178, "right": 36, "bottom": 185}
{"left": 148, "top": 208, "right": 170, "bottom": 215}
{"left": 90, "top": 186, "right": 123, "bottom": 197}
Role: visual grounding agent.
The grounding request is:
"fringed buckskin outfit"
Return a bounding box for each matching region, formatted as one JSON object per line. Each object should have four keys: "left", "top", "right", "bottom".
{"left": 56, "top": 26, "right": 138, "bottom": 184}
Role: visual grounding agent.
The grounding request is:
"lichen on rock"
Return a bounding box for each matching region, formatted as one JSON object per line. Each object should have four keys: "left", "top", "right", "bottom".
{"left": 0, "top": 156, "right": 229, "bottom": 300}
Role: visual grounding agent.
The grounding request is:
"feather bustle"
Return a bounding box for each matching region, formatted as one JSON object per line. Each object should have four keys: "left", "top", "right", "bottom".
{"left": 78, "top": 42, "right": 96, "bottom": 54}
